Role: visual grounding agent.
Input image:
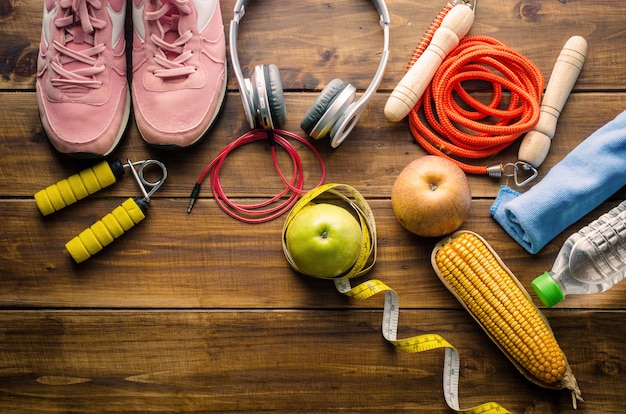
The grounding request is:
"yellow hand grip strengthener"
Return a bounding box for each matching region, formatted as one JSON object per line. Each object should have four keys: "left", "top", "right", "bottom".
{"left": 34, "top": 159, "right": 167, "bottom": 263}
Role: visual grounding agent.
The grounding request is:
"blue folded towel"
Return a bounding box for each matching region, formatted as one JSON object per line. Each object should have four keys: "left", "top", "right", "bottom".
{"left": 490, "top": 109, "right": 626, "bottom": 254}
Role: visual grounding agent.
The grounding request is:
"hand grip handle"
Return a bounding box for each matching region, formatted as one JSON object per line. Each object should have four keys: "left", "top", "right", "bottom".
{"left": 384, "top": 4, "right": 474, "bottom": 122}
{"left": 34, "top": 160, "right": 124, "bottom": 216}
{"left": 65, "top": 197, "right": 147, "bottom": 263}
{"left": 518, "top": 36, "right": 587, "bottom": 168}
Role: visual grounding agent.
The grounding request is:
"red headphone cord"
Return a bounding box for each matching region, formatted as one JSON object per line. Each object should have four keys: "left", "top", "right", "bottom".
{"left": 187, "top": 129, "right": 326, "bottom": 224}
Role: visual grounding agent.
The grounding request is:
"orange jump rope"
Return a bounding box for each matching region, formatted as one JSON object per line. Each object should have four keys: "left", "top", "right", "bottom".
{"left": 399, "top": 2, "right": 545, "bottom": 176}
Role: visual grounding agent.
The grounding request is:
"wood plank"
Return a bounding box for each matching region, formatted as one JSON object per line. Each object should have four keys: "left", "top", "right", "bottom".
{"left": 2, "top": 0, "right": 626, "bottom": 90}
{"left": 0, "top": 310, "right": 623, "bottom": 413}
{"left": 0, "top": 0, "right": 40, "bottom": 89}
{"left": 4, "top": 197, "right": 626, "bottom": 309}
{"left": 2, "top": 91, "right": 626, "bottom": 200}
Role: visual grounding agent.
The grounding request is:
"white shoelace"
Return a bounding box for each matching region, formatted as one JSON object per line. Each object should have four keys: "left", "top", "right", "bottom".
{"left": 51, "top": 0, "right": 107, "bottom": 89}
{"left": 146, "top": 0, "right": 197, "bottom": 78}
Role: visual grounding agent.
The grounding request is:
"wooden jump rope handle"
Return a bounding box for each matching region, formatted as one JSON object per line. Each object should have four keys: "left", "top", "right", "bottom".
{"left": 384, "top": 4, "right": 474, "bottom": 122}
{"left": 518, "top": 36, "right": 587, "bottom": 168}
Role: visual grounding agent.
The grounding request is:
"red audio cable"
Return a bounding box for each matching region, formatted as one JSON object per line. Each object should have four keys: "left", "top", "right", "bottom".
{"left": 188, "top": 129, "right": 326, "bottom": 223}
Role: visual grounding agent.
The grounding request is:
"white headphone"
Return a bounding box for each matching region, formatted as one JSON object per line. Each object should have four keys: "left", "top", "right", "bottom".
{"left": 229, "top": 0, "right": 390, "bottom": 148}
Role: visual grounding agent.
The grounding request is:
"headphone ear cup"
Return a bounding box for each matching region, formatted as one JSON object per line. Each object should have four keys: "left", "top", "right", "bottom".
{"left": 263, "top": 64, "right": 287, "bottom": 129}
{"left": 301, "top": 79, "right": 353, "bottom": 138}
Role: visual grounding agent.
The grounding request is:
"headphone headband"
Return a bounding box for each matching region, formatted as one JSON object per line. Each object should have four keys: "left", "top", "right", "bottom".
{"left": 230, "top": 0, "right": 390, "bottom": 147}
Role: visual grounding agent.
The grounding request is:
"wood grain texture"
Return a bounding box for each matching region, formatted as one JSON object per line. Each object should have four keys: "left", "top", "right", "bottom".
{"left": 2, "top": 0, "right": 626, "bottom": 412}
{"left": 0, "top": 310, "right": 625, "bottom": 413}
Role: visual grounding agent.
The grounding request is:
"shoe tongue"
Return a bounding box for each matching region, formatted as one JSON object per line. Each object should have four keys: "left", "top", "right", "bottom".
{"left": 62, "top": 4, "right": 99, "bottom": 48}
{"left": 161, "top": 0, "right": 191, "bottom": 29}
{"left": 62, "top": 24, "right": 97, "bottom": 62}
{"left": 60, "top": 22, "right": 103, "bottom": 89}
{"left": 69, "top": 26, "right": 88, "bottom": 45}
{"left": 161, "top": 11, "right": 182, "bottom": 57}
{"left": 164, "top": 12, "right": 180, "bottom": 36}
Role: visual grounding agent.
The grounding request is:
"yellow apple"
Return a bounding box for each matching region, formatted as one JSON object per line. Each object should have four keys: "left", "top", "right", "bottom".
{"left": 285, "top": 203, "right": 362, "bottom": 278}
{"left": 391, "top": 155, "right": 471, "bottom": 237}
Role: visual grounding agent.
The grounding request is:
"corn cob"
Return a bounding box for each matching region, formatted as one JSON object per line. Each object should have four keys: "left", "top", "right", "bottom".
{"left": 431, "top": 231, "right": 582, "bottom": 404}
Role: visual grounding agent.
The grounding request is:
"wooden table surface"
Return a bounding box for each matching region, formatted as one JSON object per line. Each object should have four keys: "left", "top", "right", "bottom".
{"left": 2, "top": 0, "right": 626, "bottom": 412}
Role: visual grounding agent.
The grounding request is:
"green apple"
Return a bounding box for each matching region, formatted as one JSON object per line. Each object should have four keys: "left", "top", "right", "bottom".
{"left": 285, "top": 203, "right": 363, "bottom": 278}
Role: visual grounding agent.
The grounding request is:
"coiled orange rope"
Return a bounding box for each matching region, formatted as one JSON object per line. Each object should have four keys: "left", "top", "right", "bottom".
{"left": 408, "top": 19, "right": 544, "bottom": 175}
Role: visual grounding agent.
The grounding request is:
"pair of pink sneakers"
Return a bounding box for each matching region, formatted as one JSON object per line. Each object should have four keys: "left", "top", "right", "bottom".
{"left": 36, "top": 0, "right": 227, "bottom": 157}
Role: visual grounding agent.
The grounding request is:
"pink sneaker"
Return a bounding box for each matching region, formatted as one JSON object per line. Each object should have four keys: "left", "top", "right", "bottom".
{"left": 36, "top": 0, "right": 130, "bottom": 158}
{"left": 131, "top": 0, "right": 227, "bottom": 148}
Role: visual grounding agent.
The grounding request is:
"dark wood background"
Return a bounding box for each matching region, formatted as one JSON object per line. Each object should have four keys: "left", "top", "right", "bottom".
{"left": 2, "top": 0, "right": 626, "bottom": 412}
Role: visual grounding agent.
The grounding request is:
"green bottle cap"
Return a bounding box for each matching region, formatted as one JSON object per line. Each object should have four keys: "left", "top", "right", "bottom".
{"left": 531, "top": 272, "right": 565, "bottom": 307}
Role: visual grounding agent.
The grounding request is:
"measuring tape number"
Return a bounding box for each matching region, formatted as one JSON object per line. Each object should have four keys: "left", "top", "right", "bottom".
{"left": 335, "top": 278, "right": 510, "bottom": 413}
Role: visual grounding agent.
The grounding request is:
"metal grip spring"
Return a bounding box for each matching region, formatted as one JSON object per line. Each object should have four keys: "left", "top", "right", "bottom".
{"left": 34, "top": 160, "right": 123, "bottom": 216}
{"left": 65, "top": 197, "right": 147, "bottom": 263}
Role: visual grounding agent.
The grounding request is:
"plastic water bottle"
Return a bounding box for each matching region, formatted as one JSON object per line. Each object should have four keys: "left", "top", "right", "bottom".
{"left": 531, "top": 200, "right": 626, "bottom": 307}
